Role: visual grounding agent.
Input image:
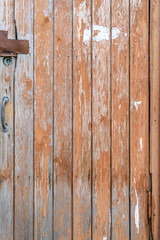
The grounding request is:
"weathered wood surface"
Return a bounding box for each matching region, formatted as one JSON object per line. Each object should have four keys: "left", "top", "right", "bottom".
{"left": 111, "top": 0, "right": 129, "bottom": 239}
{"left": 73, "top": 1, "right": 92, "bottom": 239}
{"left": 150, "top": 0, "right": 160, "bottom": 239}
{"left": 14, "top": 0, "right": 34, "bottom": 239}
{"left": 34, "top": 0, "right": 53, "bottom": 239}
{"left": 0, "top": 0, "right": 157, "bottom": 239}
{"left": 54, "top": 0, "right": 72, "bottom": 239}
{"left": 0, "top": 1, "right": 14, "bottom": 239}
{"left": 130, "top": 0, "right": 149, "bottom": 239}
{"left": 92, "top": 0, "right": 111, "bottom": 239}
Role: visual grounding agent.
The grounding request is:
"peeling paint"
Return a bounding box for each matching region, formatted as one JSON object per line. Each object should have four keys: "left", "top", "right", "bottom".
{"left": 103, "top": 236, "right": 107, "bottom": 240}
{"left": 133, "top": 0, "right": 142, "bottom": 7}
{"left": 83, "top": 25, "right": 121, "bottom": 44}
{"left": 112, "top": 27, "right": 121, "bottom": 40}
{"left": 93, "top": 25, "right": 110, "bottom": 42}
{"left": 131, "top": 100, "right": 142, "bottom": 111}
{"left": 140, "top": 138, "right": 143, "bottom": 151}
{"left": 135, "top": 189, "right": 139, "bottom": 233}
{"left": 76, "top": 2, "right": 90, "bottom": 41}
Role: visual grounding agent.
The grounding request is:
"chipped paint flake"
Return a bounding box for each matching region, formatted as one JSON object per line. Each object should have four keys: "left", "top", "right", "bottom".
{"left": 83, "top": 25, "right": 121, "bottom": 44}
{"left": 140, "top": 138, "right": 143, "bottom": 151}
{"left": 112, "top": 27, "right": 121, "bottom": 40}
{"left": 76, "top": 2, "right": 90, "bottom": 41}
{"left": 133, "top": 0, "right": 142, "bottom": 7}
{"left": 135, "top": 189, "right": 139, "bottom": 233}
{"left": 131, "top": 100, "right": 142, "bottom": 111}
{"left": 93, "top": 25, "right": 110, "bottom": 42}
{"left": 83, "top": 28, "right": 91, "bottom": 44}
{"left": 103, "top": 236, "right": 107, "bottom": 240}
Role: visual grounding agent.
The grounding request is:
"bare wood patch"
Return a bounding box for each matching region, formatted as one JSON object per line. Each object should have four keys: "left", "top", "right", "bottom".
{"left": 150, "top": 0, "right": 160, "bottom": 238}
{"left": 0, "top": 1, "right": 14, "bottom": 239}
{"left": 54, "top": 0, "right": 72, "bottom": 239}
{"left": 92, "top": 0, "right": 111, "bottom": 239}
{"left": 34, "top": 0, "right": 53, "bottom": 239}
{"left": 130, "top": 0, "right": 150, "bottom": 238}
{"left": 14, "top": 0, "right": 34, "bottom": 239}
{"left": 73, "top": 1, "right": 92, "bottom": 239}
{"left": 111, "top": 0, "right": 130, "bottom": 239}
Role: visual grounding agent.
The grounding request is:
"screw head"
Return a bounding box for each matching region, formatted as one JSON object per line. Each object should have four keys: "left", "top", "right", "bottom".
{"left": 3, "top": 57, "right": 13, "bottom": 66}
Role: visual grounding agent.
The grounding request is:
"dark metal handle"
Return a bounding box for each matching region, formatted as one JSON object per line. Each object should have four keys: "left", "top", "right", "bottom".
{"left": 1, "top": 96, "right": 9, "bottom": 132}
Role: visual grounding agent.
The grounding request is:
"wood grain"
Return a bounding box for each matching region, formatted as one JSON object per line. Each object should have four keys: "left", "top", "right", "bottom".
{"left": 0, "top": 1, "right": 14, "bottom": 239}
{"left": 0, "top": 1, "right": 155, "bottom": 238}
{"left": 130, "top": 0, "right": 149, "bottom": 239}
{"left": 111, "top": 0, "right": 130, "bottom": 239}
{"left": 34, "top": 0, "right": 53, "bottom": 239}
{"left": 14, "top": 0, "right": 34, "bottom": 239}
{"left": 73, "top": 1, "right": 92, "bottom": 239}
{"left": 92, "top": 0, "right": 111, "bottom": 239}
{"left": 54, "top": 0, "right": 72, "bottom": 239}
{"left": 150, "top": 0, "right": 160, "bottom": 238}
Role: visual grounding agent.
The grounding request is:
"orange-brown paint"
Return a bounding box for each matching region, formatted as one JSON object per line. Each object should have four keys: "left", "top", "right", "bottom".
{"left": 0, "top": 0, "right": 157, "bottom": 239}
{"left": 130, "top": 0, "right": 150, "bottom": 239}
{"left": 34, "top": 0, "right": 53, "bottom": 239}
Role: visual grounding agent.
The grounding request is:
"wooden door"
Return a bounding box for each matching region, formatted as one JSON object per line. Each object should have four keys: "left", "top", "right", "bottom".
{"left": 0, "top": 0, "right": 159, "bottom": 239}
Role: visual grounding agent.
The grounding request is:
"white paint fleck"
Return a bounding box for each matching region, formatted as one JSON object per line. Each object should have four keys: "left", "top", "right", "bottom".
{"left": 83, "top": 28, "right": 91, "bottom": 44}
{"left": 112, "top": 27, "right": 121, "bottom": 40}
{"left": 93, "top": 25, "right": 110, "bottom": 42}
{"left": 76, "top": 2, "right": 90, "bottom": 41}
{"left": 131, "top": 100, "right": 142, "bottom": 111}
{"left": 132, "top": 0, "right": 142, "bottom": 24}
{"left": 43, "top": 10, "right": 49, "bottom": 17}
{"left": 135, "top": 189, "right": 139, "bottom": 233}
{"left": 133, "top": 0, "right": 142, "bottom": 7}
{"left": 83, "top": 25, "right": 121, "bottom": 44}
{"left": 103, "top": 236, "right": 107, "bottom": 240}
{"left": 140, "top": 138, "right": 143, "bottom": 151}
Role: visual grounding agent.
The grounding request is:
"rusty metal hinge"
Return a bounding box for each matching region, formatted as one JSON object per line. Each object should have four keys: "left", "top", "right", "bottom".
{"left": 0, "top": 30, "right": 29, "bottom": 56}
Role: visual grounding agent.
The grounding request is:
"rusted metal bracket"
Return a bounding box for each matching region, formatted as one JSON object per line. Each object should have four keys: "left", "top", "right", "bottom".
{"left": 0, "top": 30, "right": 29, "bottom": 56}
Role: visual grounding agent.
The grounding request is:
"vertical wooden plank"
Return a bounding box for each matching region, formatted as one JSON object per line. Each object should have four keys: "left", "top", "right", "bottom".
{"left": 111, "top": 0, "right": 129, "bottom": 239}
{"left": 15, "top": 0, "right": 33, "bottom": 240}
{"left": 54, "top": 0, "right": 72, "bottom": 239}
{"left": 150, "top": 0, "right": 160, "bottom": 238}
{"left": 73, "top": 1, "right": 91, "bottom": 239}
{"left": 14, "top": 0, "right": 34, "bottom": 239}
{"left": 0, "top": 1, "right": 14, "bottom": 239}
{"left": 92, "top": 0, "right": 111, "bottom": 239}
{"left": 34, "top": 0, "right": 53, "bottom": 239}
{"left": 130, "top": 0, "right": 149, "bottom": 239}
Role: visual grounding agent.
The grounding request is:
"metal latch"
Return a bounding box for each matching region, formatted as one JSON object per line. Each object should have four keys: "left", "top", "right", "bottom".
{"left": 0, "top": 30, "right": 29, "bottom": 56}
{"left": 1, "top": 96, "right": 9, "bottom": 132}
